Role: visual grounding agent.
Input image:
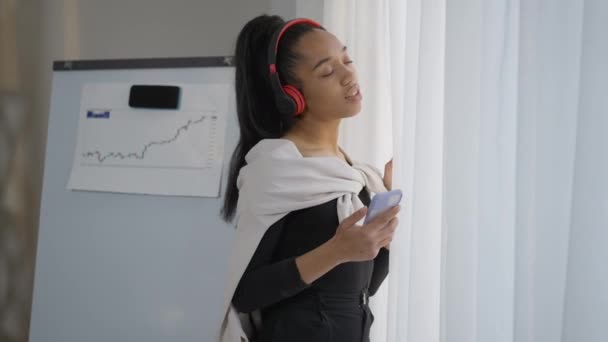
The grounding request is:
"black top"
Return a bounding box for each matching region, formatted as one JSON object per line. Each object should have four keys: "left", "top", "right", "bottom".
{"left": 232, "top": 187, "right": 389, "bottom": 314}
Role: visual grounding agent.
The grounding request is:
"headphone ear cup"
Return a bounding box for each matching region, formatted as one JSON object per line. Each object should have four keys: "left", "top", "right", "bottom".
{"left": 282, "top": 85, "right": 306, "bottom": 115}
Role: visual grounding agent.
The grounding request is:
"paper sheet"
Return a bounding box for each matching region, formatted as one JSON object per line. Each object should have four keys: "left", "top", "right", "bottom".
{"left": 67, "top": 82, "right": 229, "bottom": 197}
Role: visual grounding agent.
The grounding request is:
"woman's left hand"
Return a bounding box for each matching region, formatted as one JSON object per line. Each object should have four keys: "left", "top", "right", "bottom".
{"left": 384, "top": 158, "right": 393, "bottom": 191}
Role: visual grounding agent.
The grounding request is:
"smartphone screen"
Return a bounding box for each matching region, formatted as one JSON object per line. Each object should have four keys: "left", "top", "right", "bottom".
{"left": 364, "top": 189, "right": 403, "bottom": 224}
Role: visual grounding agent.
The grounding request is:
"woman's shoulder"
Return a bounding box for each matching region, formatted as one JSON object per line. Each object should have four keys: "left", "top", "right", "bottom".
{"left": 237, "top": 139, "right": 297, "bottom": 189}
{"left": 244, "top": 139, "right": 299, "bottom": 164}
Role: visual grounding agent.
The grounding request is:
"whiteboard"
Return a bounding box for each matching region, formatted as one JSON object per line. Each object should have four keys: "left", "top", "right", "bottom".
{"left": 30, "top": 57, "right": 238, "bottom": 342}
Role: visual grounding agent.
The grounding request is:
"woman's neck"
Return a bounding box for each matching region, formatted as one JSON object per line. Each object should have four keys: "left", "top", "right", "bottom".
{"left": 282, "top": 119, "right": 342, "bottom": 158}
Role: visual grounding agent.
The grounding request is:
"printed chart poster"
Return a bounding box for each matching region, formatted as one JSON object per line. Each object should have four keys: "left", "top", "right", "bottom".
{"left": 67, "top": 82, "right": 229, "bottom": 197}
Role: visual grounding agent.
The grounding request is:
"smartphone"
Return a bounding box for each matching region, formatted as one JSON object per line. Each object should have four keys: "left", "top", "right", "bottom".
{"left": 128, "top": 85, "right": 181, "bottom": 109}
{"left": 364, "top": 189, "right": 403, "bottom": 224}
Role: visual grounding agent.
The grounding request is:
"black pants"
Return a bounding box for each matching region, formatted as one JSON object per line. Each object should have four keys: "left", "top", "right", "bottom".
{"left": 257, "top": 289, "right": 374, "bottom": 342}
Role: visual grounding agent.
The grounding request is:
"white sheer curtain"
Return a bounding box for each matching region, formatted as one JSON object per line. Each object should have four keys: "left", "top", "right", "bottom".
{"left": 322, "top": 0, "right": 606, "bottom": 341}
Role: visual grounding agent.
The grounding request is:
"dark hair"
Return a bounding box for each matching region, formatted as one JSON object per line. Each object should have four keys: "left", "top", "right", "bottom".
{"left": 220, "top": 15, "right": 325, "bottom": 223}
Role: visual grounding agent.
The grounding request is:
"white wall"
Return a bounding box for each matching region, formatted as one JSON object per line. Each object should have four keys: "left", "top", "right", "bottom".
{"left": 72, "top": 0, "right": 320, "bottom": 61}
{"left": 271, "top": 0, "right": 324, "bottom": 23}
{"left": 77, "top": 0, "right": 270, "bottom": 59}
{"left": 296, "top": 0, "right": 324, "bottom": 22}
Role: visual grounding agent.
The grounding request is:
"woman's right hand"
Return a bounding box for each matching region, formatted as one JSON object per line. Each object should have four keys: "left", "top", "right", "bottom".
{"left": 330, "top": 205, "right": 401, "bottom": 263}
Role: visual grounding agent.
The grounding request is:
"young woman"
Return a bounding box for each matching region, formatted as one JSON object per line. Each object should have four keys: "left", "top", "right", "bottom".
{"left": 219, "top": 14, "right": 400, "bottom": 342}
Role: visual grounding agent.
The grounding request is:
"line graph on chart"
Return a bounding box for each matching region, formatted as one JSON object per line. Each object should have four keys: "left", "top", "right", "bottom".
{"left": 68, "top": 82, "right": 229, "bottom": 197}
{"left": 76, "top": 111, "right": 219, "bottom": 170}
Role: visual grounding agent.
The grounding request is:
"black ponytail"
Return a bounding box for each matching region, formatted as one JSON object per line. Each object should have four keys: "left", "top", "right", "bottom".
{"left": 220, "top": 14, "right": 324, "bottom": 223}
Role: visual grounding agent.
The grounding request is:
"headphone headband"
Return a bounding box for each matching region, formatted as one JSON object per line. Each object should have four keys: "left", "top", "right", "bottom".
{"left": 267, "top": 18, "right": 324, "bottom": 116}
{"left": 268, "top": 18, "right": 323, "bottom": 67}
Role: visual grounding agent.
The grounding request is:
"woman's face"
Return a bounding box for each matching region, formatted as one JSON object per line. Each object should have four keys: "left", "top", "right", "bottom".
{"left": 291, "top": 29, "right": 362, "bottom": 120}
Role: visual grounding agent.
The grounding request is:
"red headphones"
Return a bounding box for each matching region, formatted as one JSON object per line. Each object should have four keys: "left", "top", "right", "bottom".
{"left": 268, "top": 18, "right": 324, "bottom": 116}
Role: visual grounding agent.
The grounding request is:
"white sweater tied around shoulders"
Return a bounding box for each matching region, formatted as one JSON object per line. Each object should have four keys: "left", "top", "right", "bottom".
{"left": 219, "top": 139, "right": 387, "bottom": 342}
